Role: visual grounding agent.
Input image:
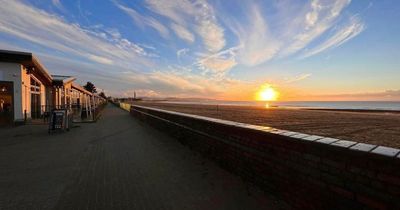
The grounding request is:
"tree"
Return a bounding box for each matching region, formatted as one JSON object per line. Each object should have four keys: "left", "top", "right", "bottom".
{"left": 99, "top": 92, "right": 106, "bottom": 99}
{"left": 83, "top": 81, "right": 97, "bottom": 93}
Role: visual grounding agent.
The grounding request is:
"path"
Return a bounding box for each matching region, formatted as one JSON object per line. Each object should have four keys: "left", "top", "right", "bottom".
{"left": 0, "top": 104, "right": 288, "bottom": 210}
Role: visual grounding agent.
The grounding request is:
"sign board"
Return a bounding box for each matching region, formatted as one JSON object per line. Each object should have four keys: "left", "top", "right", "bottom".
{"left": 49, "top": 109, "right": 68, "bottom": 133}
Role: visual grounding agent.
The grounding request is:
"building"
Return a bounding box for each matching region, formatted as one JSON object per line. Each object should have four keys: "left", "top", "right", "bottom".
{"left": 71, "top": 82, "right": 96, "bottom": 120}
{"left": 0, "top": 50, "right": 53, "bottom": 125}
{"left": 51, "top": 75, "right": 76, "bottom": 108}
{"left": 0, "top": 49, "right": 106, "bottom": 125}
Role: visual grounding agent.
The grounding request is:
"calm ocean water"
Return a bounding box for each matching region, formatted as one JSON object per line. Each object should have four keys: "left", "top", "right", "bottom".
{"left": 160, "top": 100, "right": 400, "bottom": 111}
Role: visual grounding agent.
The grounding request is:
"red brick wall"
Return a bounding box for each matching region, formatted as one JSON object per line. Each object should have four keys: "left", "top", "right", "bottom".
{"left": 129, "top": 105, "right": 400, "bottom": 210}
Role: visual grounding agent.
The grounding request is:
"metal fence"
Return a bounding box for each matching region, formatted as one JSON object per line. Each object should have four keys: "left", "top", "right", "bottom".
{"left": 31, "top": 102, "right": 106, "bottom": 123}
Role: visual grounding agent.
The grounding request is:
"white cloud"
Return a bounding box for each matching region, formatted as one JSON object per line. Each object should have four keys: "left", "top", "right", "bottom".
{"left": 196, "top": 46, "right": 240, "bottom": 76}
{"left": 281, "top": 0, "right": 351, "bottom": 56}
{"left": 235, "top": 5, "right": 281, "bottom": 66}
{"left": 113, "top": 1, "right": 169, "bottom": 38}
{"left": 145, "top": 0, "right": 194, "bottom": 25}
{"left": 145, "top": 0, "right": 225, "bottom": 52}
{"left": 52, "top": 0, "right": 64, "bottom": 10}
{"left": 284, "top": 73, "right": 312, "bottom": 83}
{"left": 193, "top": 0, "right": 225, "bottom": 52}
{"left": 198, "top": 57, "right": 237, "bottom": 76}
{"left": 305, "top": 0, "right": 322, "bottom": 29}
{"left": 177, "top": 48, "right": 189, "bottom": 59}
{"left": 170, "top": 23, "right": 195, "bottom": 43}
{"left": 304, "top": 89, "right": 400, "bottom": 101}
{"left": 301, "top": 16, "right": 365, "bottom": 58}
{"left": 217, "top": 0, "right": 362, "bottom": 67}
{"left": 0, "top": 0, "right": 153, "bottom": 68}
{"left": 87, "top": 54, "right": 113, "bottom": 65}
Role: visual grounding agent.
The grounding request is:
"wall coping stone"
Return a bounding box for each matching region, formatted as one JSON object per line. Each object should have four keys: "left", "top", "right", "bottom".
{"left": 316, "top": 137, "right": 340, "bottom": 145}
{"left": 301, "top": 135, "right": 324, "bottom": 141}
{"left": 331, "top": 140, "right": 357, "bottom": 148}
{"left": 130, "top": 104, "right": 400, "bottom": 160}
{"left": 350, "top": 143, "right": 377, "bottom": 152}
{"left": 371, "top": 146, "right": 400, "bottom": 157}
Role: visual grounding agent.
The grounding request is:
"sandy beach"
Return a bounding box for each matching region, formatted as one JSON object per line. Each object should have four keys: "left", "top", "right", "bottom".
{"left": 133, "top": 102, "right": 400, "bottom": 149}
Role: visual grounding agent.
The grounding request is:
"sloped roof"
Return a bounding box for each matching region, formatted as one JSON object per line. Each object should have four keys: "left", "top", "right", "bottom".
{"left": 71, "top": 82, "right": 93, "bottom": 95}
{"left": 52, "top": 75, "right": 76, "bottom": 83}
{"left": 0, "top": 49, "right": 52, "bottom": 84}
{"left": 52, "top": 75, "right": 76, "bottom": 86}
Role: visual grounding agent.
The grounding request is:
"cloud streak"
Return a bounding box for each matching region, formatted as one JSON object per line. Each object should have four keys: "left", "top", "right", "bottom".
{"left": 145, "top": 0, "right": 225, "bottom": 52}
{"left": 113, "top": 1, "right": 169, "bottom": 38}
{"left": 0, "top": 0, "right": 154, "bottom": 69}
{"left": 170, "top": 23, "right": 195, "bottom": 43}
{"left": 301, "top": 16, "right": 365, "bottom": 58}
{"left": 280, "top": 0, "right": 352, "bottom": 56}
{"left": 212, "top": 0, "right": 361, "bottom": 69}
{"left": 284, "top": 73, "right": 312, "bottom": 83}
{"left": 302, "top": 90, "right": 400, "bottom": 101}
{"left": 235, "top": 5, "right": 281, "bottom": 66}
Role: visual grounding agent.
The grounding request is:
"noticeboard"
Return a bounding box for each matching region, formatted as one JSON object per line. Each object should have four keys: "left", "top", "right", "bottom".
{"left": 49, "top": 109, "right": 67, "bottom": 132}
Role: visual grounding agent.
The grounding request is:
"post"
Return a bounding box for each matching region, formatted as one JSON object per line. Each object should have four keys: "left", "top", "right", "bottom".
{"left": 85, "top": 95, "right": 89, "bottom": 119}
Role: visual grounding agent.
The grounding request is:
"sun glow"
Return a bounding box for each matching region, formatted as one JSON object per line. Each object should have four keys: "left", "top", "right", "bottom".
{"left": 256, "top": 85, "right": 279, "bottom": 101}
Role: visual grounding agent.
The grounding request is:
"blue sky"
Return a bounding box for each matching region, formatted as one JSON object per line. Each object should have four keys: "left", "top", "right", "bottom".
{"left": 0, "top": 0, "right": 399, "bottom": 100}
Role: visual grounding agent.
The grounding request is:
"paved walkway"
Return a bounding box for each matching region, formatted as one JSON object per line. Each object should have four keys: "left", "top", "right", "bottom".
{"left": 0, "top": 104, "right": 289, "bottom": 210}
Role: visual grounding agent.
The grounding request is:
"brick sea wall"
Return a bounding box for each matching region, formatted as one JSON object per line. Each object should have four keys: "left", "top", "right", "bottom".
{"left": 126, "top": 104, "right": 400, "bottom": 210}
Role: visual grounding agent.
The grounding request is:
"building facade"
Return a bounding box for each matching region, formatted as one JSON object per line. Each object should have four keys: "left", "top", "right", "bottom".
{"left": 0, "top": 49, "right": 105, "bottom": 125}
{"left": 0, "top": 50, "right": 52, "bottom": 125}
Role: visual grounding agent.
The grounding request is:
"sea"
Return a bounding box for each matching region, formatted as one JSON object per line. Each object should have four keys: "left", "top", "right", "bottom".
{"left": 159, "top": 100, "right": 400, "bottom": 111}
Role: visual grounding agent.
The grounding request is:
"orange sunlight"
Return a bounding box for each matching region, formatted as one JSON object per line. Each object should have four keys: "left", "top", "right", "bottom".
{"left": 256, "top": 85, "right": 279, "bottom": 101}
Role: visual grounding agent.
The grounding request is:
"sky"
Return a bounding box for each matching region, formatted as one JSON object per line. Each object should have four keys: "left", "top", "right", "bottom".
{"left": 0, "top": 0, "right": 399, "bottom": 101}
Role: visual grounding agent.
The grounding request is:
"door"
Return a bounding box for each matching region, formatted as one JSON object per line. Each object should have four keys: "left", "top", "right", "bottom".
{"left": 30, "top": 77, "right": 42, "bottom": 119}
{"left": 0, "top": 81, "right": 13, "bottom": 125}
{"left": 31, "top": 93, "right": 41, "bottom": 119}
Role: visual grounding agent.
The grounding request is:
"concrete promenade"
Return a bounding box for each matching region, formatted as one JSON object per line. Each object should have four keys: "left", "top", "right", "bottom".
{"left": 0, "top": 104, "right": 289, "bottom": 210}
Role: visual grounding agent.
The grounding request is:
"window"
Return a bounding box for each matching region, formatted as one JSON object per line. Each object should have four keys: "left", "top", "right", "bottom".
{"left": 30, "top": 77, "right": 41, "bottom": 94}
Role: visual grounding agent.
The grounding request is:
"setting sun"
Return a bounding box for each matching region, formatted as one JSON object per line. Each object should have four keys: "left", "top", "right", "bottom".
{"left": 256, "top": 85, "right": 279, "bottom": 101}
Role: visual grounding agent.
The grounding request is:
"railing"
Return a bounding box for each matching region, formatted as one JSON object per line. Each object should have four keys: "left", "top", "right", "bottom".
{"left": 30, "top": 102, "right": 107, "bottom": 123}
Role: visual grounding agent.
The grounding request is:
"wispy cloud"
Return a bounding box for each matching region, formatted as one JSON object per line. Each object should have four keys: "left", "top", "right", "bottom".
{"left": 299, "top": 89, "right": 400, "bottom": 101}
{"left": 280, "top": 0, "right": 352, "bottom": 56}
{"left": 0, "top": 0, "right": 154, "bottom": 68}
{"left": 198, "top": 57, "right": 237, "bottom": 77}
{"left": 196, "top": 46, "right": 240, "bottom": 76}
{"left": 52, "top": 0, "right": 64, "bottom": 11}
{"left": 301, "top": 16, "right": 365, "bottom": 58}
{"left": 234, "top": 5, "right": 281, "bottom": 66}
{"left": 215, "top": 0, "right": 361, "bottom": 68}
{"left": 177, "top": 48, "right": 189, "bottom": 59}
{"left": 192, "top": 0, "right": 225, "bottom": 52}
{"left": 145, "top": 0, "right": 225, "bottom": 52}
{"left": 284, "top": 73, "right": 312, "bottom": 83}
{"left": 170, "top": 23, "right": 195, "bottom": 43}
{"left": 113, "top": 1, "right": 169, "bottom": 38}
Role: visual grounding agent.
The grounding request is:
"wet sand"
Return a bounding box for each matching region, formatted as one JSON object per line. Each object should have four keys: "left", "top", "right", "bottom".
{"left": 134, "top": 102, "right": 400, "bottom": 149}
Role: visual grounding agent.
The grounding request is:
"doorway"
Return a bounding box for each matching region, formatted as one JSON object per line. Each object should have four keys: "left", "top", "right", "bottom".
{"left": 30, "top": 77, "right": 42, "bottom": 119}
{"left": 0, "top": 81, "right": 13, "bottom": 125}
{"left": 31, "top": 93, "right": 41, "bottom": 119}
